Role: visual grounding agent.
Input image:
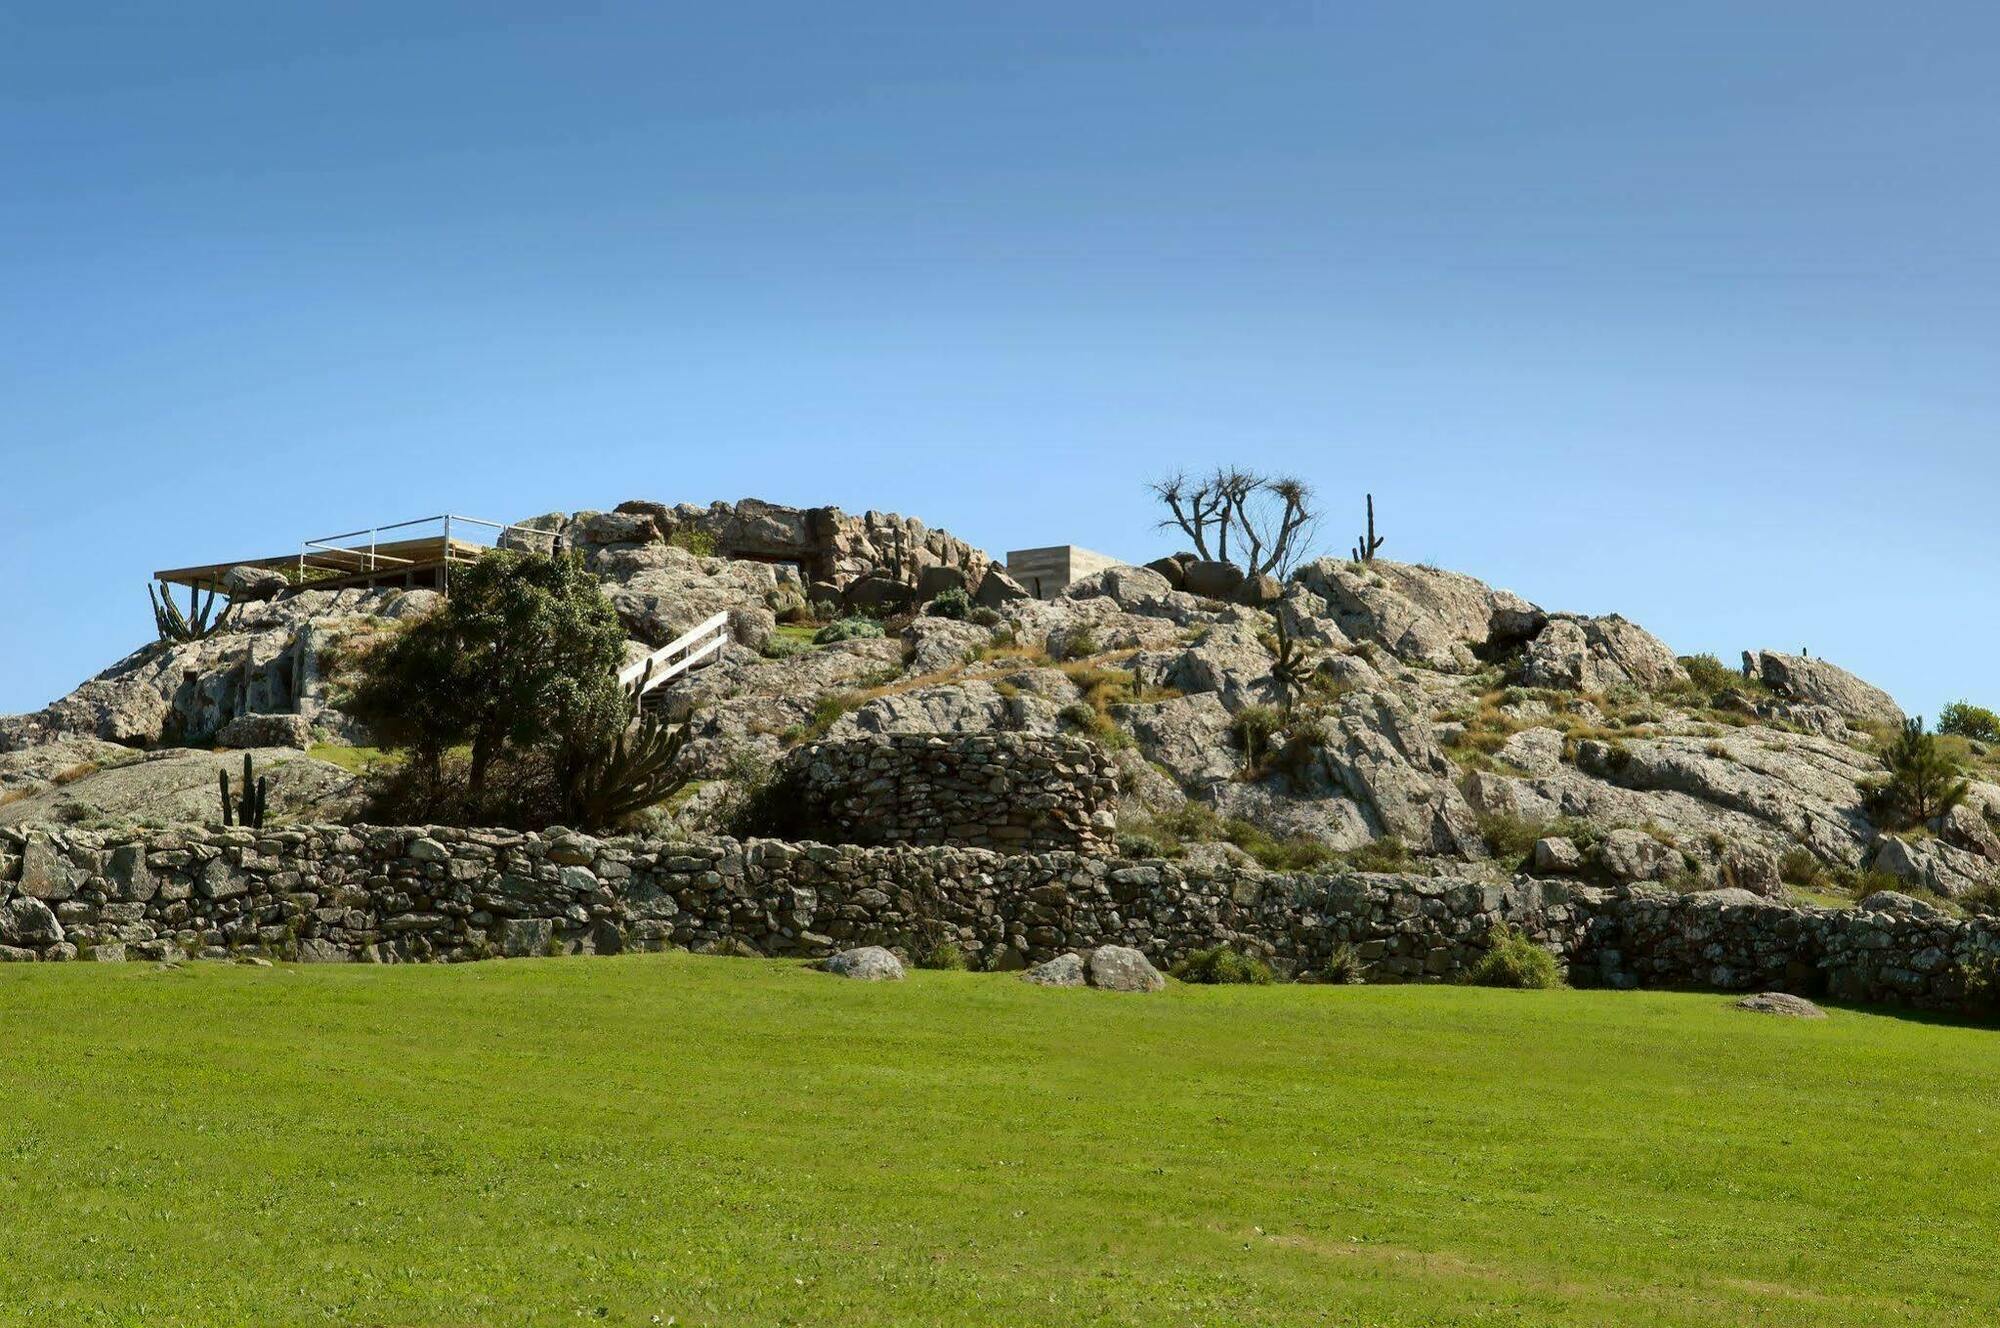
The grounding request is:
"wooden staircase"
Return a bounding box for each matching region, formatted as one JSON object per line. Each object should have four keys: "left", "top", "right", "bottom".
{"left": 618, "top": 611, "right": 732, "bottom": 712}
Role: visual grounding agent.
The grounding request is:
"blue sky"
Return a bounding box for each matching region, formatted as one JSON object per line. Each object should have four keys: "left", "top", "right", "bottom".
{"left": 3, "top": 2, "right": 1996, "bottom": 719}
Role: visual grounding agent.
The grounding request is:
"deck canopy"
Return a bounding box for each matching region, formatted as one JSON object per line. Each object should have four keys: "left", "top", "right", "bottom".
{"left": 152, "top": 515, "right": 557, "bottom": 594}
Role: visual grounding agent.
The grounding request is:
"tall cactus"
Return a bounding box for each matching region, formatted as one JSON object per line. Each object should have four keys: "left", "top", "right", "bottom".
{"left": 219, "top": 752, "right": 269, "bottom": 829}
{"left": 150, "top": 579, "right": 235, "bottom": 643}
{"left": 1351, "top": 493, "right": 1384, "bottom": 563}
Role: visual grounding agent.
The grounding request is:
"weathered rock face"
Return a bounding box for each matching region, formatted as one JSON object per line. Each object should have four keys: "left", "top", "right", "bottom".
{"left": 1519, "top": 615, "right": 1686, "bottom": 693}
{"left": 1293, "top": 558, "right": 1545, "bottom": 672}
{"left": 518, "top": 497, "right": 993, "bottom": 599}
{"left": 1746, "top": 651, "right": 1905, "bottom": 728}
{"left": 772, "top": 734, "right": 1117, "bottom": 854}
{"left": 17, "top": 586, "right": 434, "bottom": 749}
{"left": 1309, "top": 691, "right": 1486, "bottom": 857}
{"left": 0, "top": 748, "right": 363, "bottom": 830}
{"left": 5, "top": 824, "right": 1995, "bottom": 1014}
{"left": 1736, "top": 992, "right": 1826, "bottom": 1018}
{"left": 1085, "top": 944, "right": 1164, "bottom": 992}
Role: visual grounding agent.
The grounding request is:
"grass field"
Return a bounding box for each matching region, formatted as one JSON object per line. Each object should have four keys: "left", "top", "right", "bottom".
{"left": 1, "top": 957, "right": 1996, "bottom": 1326}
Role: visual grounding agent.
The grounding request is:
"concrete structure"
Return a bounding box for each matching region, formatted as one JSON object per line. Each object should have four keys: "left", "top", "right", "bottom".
{"left": 1004, "top": 545, "right": 1124, "bottom": 600}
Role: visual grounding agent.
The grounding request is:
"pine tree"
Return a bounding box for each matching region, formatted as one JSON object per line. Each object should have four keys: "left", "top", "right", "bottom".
{"left": 1865, "top": 717, "right": 1970, "bottom": 830}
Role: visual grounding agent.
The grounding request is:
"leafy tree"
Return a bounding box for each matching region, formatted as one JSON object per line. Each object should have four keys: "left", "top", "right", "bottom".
{"left": 348, "top": 550, "right": 629, "bottom": 817}
{"left": 1864, "top": 717, "right": 1971, "bottom": 831}
{"left": 1938, "top": 701, "right": 2000, "bottom": 744}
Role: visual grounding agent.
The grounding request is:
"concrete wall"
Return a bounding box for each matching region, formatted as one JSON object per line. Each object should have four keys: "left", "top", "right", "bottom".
{"left": 1004, "top": 546, "right": 1125, "bottom": 601}
{"left": 5, "top": 824, "right": 1997, "bottom": 1014}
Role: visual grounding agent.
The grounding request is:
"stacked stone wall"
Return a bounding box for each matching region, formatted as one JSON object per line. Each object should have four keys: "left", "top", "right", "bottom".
{"left": 775, "top": 734, "right": 1117, "bottom": 854}
{"left": 3, "top": 825, "right": 1995, "bottom": 1015}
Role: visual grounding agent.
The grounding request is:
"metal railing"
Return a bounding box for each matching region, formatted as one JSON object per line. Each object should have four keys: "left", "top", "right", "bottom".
{"left": 297, "top": 514, "right": 563, "bottom": 591}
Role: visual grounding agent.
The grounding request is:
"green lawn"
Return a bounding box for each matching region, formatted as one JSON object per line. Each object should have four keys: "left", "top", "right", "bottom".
{"left": 2, "top": 958, "right": 1996, "bottom": 1326}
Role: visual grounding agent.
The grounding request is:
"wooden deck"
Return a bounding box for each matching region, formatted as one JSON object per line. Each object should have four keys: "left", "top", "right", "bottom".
{"left": 154, "top": 536, "right": 494, "bottom": 593}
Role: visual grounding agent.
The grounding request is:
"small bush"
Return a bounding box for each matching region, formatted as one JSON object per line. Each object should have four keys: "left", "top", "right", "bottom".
{"left": 1171, "top": 945, "right": 1275, "bottom": 985}
{"left": 1778, "top": 847, "right": 1825, "bottom": 889}
{"left": 969, "top": 606, "right": 1003, "bottom": 627}
{"left": 918, "top": 940, "right": 970, "bottom": 971}
{"left": 1061, "top": 628, "right": 1099, "bottom": 660}
{"left": 1321, "top": 943, "right": 1366, "bottom": 985}
{"left": 1959, "top": 881, "right": 2000, "bottom": 916}
{"left": 668, "top": 529, "right": 716, "bottom": 557}
{"left": 814, "top": 617, "right": 885, "bottom": 645}
{"left": 1939, "top": 701, "right": 2000, "bottom": 744}
{"left": 1463, "top": 926, "right": 1563, "bottom": 989}
{"left": 926, "top": 587, "right": 972, "bottom": 620}
{"left": 1346, "top": 836, "right": 1410, "bottom": 873}
{"left": 1229, "top": 704, "right": 1285, "bottom": 767}
{"left": 1477, "top": 812, "right": 1546, "bottom": 864}
{"left": 1678, "top": 652, "right": 1744, "bottom": 696}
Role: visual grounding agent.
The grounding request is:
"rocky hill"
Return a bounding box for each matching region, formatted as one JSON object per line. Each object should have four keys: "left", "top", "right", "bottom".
{"left": 5, "top": 495, "right": 1997, "bottom": 910}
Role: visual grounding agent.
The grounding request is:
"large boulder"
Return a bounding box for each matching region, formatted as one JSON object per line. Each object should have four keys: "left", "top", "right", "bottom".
{"left": 1735, "top": 992, "right": 1826, "bottom": 1018}
{"left": 1870, "top": 835, "right": 1994, "bottom": 899}
{"left": 1519, "top": 615, "right": 1685, "bottom": 693}
{"left": 1020, "top": 953, "right": 1086, "bottom": 987}
{"left": 0, "top": 898, "right": 62, "bottom": 948}
{"left": 1593, "top": 828, "right": 1680, "bottom": 883}
{"left": 1181, "top": 560, "right": 1246, "bottom": 601}
{"left": 974, "top": 568, "right": 1031, "bottom": 609}
{"left": 1085, "top": 945, "right": 1165, "bottom": 992}
{"left": 214, "top": 713, "right": 313, "bottom": 750}
{"left": 825, "top": 946, "right": 905, "bottom": 981}
{"left": 1746, "top": 651, "right": 1904, "bottom": 728}
{"left": 1062, "top": 565, "right": 1176, "bottom": 612}
{"left": 222, "top": 565, "right": 289, "bottom": 602}
{"left": 1293, "top": 559, "right": 1544, "bottom": 673}
{"left": 1127, "top": 693, "right": 1240, "bottom": 790}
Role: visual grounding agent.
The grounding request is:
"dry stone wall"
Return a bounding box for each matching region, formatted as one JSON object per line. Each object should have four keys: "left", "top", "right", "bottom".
{"left": 773, "top": 733, "right": 1118, "bottom": 854}
{"left": 5, "top": 824, "right": 1997, "bottom": 1014}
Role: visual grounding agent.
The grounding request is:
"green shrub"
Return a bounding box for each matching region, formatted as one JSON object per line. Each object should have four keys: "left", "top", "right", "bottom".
{"left": 1959, "top": 881, "right": 2000, "bottom": 916}
{"left": 926, "top": 587, "right": 972, "bottom": 620}
{"left": 918, "top": 940, "right": 970, "bottom": 971}
{"left": 668, "top": 529, "right": 716, "bottom": 557}
{"left": 1345, "top": 836, "right": 1410, "bottom": 873}
{"left": 1170, "top": 945, "right": 1275, "bottom": 985}
{"left": 1463, "top": 926, "right": 1563, "bottom": 989}
{"left": 1939, "top": 701, "right": 2000, "bottom": 744}
{"left": 813, "top": 617, "right": 885, "bottom": 645}
{"left": 1061, "top": 628, "right": 1098, "bottom": 660}
{"left": 1477, "top": 812, "right": 1546, "bottom": 863}
{"left": 1320, "top": 943, "right": 1366, "bottom": 985}
{"left": 1778, "top": 847, "right": 1825, "bottom": 889}
{"left": 969, "top": 606, "right": 1003, "bottom": 628}
{"left": 1229, "top": 704, "right": 1285, "bottom": 767}
{"left": 1678, "top": 653, "right": 1743, "bottom": 696}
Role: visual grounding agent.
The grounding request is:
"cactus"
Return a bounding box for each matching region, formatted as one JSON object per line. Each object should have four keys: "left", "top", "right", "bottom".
{"left": 219, "top": 752, "right": 269, "bottom": 828}
{"left": 1351, "top": 493, "right": 1384, "bottom": 563}
{"left": 571, "top": 662, "right": 696, "bottom": 827}
{"left": 150, "top": 579, "right": 235, "bottom": 643}
{"left": 1264, "top": 613, "right": 1316, "bottom": 713}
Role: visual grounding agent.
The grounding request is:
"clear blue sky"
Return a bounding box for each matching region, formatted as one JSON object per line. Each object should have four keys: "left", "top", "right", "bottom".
{"left": 4, "top": 2, "right": 1996, "bottom": 719}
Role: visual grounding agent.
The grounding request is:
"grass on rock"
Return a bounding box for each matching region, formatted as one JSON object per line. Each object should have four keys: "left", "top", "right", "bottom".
{"left": 0, "top": 956, "right": 1996, "bottom": 1326}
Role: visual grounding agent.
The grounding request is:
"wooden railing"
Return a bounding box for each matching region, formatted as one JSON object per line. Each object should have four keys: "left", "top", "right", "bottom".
{"left": 617, "top": 611, "right": 732, "bottom": 695}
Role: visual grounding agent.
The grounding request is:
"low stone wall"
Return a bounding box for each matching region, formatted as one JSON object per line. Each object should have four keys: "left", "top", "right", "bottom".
{"left": 2, "top": 825, "right": 1995, "bottom": 1014}
{"left": 774, "top": 733, "right": 1118, "bottom": 854}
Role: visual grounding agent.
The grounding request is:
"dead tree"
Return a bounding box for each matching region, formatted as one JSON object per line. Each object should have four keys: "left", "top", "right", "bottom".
{"left": 1151, "top": 469, "right": 1318, "bottom": 575}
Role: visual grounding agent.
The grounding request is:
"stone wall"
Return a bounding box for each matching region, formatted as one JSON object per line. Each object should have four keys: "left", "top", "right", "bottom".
{"left": 773, "top": 734, "right": 1118, "bottom": 854}
{"left": 2, "top": 824, "right": 1996, "bottom": 1014}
